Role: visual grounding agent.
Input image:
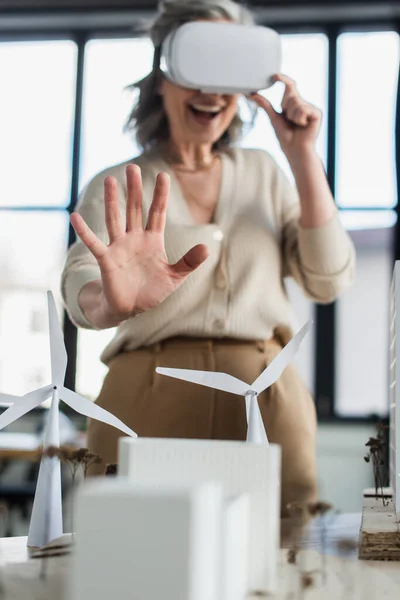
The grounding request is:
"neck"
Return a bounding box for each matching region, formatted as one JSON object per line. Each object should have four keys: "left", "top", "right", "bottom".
{"left": 166, "top": 140, "right": 215, "bottom": 171}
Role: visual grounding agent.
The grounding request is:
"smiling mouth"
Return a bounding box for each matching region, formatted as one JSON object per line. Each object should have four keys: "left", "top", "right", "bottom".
{"left": 188, "top": 103, "right": 225, "bottom": 121}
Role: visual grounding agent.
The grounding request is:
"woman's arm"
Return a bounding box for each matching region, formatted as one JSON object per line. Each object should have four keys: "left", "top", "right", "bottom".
{"left": 287, "top": 149, "right": 335, "bottom": 229}
{"left": 250, "top": 73, "right": 336, "bottom": 230}
{"left": 250, "top": 75, "right": 355, "bottom": 302}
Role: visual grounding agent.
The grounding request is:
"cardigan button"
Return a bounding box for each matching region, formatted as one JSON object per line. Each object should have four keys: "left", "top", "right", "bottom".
{"left": 213, "top": 229, "right": 224, "bottom": 241}
{"left": 213, "top": 318, "right": 225, "bottom": 332}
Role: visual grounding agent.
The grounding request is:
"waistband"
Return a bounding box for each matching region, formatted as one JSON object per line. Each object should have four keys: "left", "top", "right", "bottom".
{"left": 146, "top": 326, "right": 292, "bottom": 353}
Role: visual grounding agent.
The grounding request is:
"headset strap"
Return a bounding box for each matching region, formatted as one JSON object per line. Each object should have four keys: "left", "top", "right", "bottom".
{"left": 152, "top": 45, "right": 161, "bottom": 70}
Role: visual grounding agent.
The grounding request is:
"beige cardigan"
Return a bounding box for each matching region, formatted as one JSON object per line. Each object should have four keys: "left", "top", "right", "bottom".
{"left": 61, "top": 146, "right": 355, "bottom": 365}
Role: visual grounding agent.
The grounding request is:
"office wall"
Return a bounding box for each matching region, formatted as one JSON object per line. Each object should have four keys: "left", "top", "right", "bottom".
{"left": 317, "top": 424, "right": 375, "bottom": 513}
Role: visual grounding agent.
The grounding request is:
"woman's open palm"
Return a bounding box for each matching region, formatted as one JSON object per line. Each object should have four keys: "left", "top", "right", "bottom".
{"left": 70, "top": 164, "right": 209, "bottom": 322}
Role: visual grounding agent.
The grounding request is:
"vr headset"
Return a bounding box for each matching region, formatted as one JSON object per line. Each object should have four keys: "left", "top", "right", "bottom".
{"left": 159, "top": 21, "right": 281, "bottom": 95}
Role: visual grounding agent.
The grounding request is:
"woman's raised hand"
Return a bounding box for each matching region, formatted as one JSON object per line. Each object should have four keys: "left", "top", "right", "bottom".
{"left": 249, "top": 74, "right": 322, "bottom": 158}
{"left": 70, "top": 164, "right": 209, "bottom": 326}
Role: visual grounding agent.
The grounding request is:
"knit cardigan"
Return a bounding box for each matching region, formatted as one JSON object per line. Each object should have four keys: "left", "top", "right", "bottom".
{"left": 61, "top": 146, "right": 355, "bottom": 365}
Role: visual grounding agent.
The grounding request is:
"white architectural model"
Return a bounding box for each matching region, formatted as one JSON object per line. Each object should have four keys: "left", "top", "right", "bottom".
{"left": 0, "top": 291, "right": 137, "bottom": 547}
{"left": 119, "top": 437, "right": 281, "bottom": 595}
{"left": 156, "top": 320, "right": 311, "bottom": 443}
{"left": 223, "top": 494, "right": 250, "bottom": 600}
{"left": 390, "top": 261, "right": 400, "bottom": 520}
{"left": 72, "top": 479, "right": 249, "bottom": 600}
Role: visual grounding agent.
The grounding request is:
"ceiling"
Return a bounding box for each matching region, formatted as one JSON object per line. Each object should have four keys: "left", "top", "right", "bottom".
{"left": 0, "top": 0, "right": 398, "bottom": 29}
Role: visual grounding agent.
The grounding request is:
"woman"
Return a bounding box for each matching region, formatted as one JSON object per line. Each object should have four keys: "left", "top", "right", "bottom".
{"left": 61, "top": 0, "right": 355, "bottom": 513}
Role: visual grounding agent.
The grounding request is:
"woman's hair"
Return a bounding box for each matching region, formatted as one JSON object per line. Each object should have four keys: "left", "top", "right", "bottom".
{"left": 124, "top": 0, "right": 255, "bottom": 151}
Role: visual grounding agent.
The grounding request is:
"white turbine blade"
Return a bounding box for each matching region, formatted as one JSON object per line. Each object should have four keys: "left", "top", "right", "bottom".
{"left": 48, "top": 290, "right": 67, "bottom": 387}
{"left": 156, "top": 367, "right": 249, "bottom": 396}
{"left": 246, "top": 395, "right": 269, "bottom": 444}
{"left": 0, "top": 393, "right": 20, "bottom": 407}
{"left": 0, "top": 385, "right": 53, "bottom": 432}
{"left": 252, "top": 320, "right": 312, "bottom": 394}
{"left": 61, "top": 387, "right": 137, "bottom": 438}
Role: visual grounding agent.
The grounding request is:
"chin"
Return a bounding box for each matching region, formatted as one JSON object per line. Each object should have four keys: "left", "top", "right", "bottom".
{"left": 185, "top": 126, "right": 228, "bottom": 146}
{"left": 192, "top": 134, "right": 221, "bottom": 145}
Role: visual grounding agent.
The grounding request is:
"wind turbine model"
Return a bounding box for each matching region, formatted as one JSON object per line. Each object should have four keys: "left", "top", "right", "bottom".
{"left": 157, "top": 321, "right": 311, "bottom": 444}
{"left": 0, "top": 291, "right": 137, "bottom": 548}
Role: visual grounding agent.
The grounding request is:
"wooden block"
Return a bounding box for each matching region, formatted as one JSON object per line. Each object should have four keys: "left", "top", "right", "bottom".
{"left": 359, "top": 495, "right": 400, "bottom": 561}
{"left": 70, "top": 479, "right": 224, "bottom": 600}
{"left": 390, "top": 263, "right": 400, "bottom": 522}
{"left": 119, "top": 437, "right": 281, "bottom": 595}
{"left": 363, "top": 487, "right": 393, "bottom": 498}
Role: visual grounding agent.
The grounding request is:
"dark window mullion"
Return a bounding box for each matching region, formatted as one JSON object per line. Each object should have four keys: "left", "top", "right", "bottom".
{"left": 314, "top": 26, "right": 339, "bottom": 419}
{"left": 393, "top": 22, "right": 400, "bottom": 264}
{"left": 64, "top": 31, "right": 87, "bottom": 392}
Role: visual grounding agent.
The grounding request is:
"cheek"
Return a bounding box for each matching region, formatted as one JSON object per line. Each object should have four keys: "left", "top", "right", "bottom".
{"left": 162, "top": 95, "right": 176, "bottom": 120}
{"left": 161, "top": 83, "right": 190, "bottom": 122}
{"left": 163, "top": 97, "right": 188, "bottom": 132}
{"left": 223, "top": 101, "right": 239, "bottom": 126}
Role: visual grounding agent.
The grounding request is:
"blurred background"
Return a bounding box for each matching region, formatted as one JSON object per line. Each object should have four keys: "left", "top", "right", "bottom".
{"left": 0, "top": 0, "right": 399, "bottom": 534}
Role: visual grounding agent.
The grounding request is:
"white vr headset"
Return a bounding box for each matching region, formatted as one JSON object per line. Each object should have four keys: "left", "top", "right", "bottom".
{"left": 159, "top": 21, "right": 282, "bottom": 95}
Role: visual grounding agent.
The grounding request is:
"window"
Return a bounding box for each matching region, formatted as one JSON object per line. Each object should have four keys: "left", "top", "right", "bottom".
{"left": 336, "top": 228, "right": 393, "bottom": 417}
{"left": 0, "top": 40, "right": 77, "bottom": 207}
{"left": 335, "top": 31, "right": 399, "bottom": 416}
{"left": 336, "top": 31, "right": 399, "bottom": 211}
{"left": 0, "top": 211, "right": 69, "bottom": 395}
{"left": 0, "top": 40, "right": 74, "bottom": 397}
{"left": 80, "top": 37, "right": 154, "bottom": 189}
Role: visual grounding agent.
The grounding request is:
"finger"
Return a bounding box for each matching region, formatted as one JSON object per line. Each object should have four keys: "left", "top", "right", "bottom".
{"left": 248, "top": 93, "right": 281, "bottom": 127}
{"left": 274, "top": 73, "right": 297, "bottom": 91}
{"left": 281, "top": 83, "right": 302, "bottom": 109}
{"left": 126, "top": 164, "right": 143, "bottom": 232}
{"left": 104, "top": 176, "right": 125, "bottom": 242}
{"left": 281, "top": 93, "right": 299, "bottom": 113}
{"left": 171, "top": 244, "right": 209, "bottom": 278}
{"left": 283, "top": 94, "right": 306, "bottom": 119}
{"left": 287, "top": 101, "right": 320, "bottom": 128}
{"left": 70, "top": 213, "right": 107, "bottom": 261}
{"left": 307, "top": 107, "right": 322, "bottom": 124}
{"left": 284, "top": 99, "right": 309, "bottom": 126}
{"left": 289, "top": 107, "right": 309, "bottom": 127}
{"left": 146, "top": 172, "right": 170, "bottom": 233}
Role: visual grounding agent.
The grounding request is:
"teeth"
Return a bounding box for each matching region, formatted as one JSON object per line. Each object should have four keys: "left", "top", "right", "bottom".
{"left": 190, "top": 104, "right": 223, "bottom": 114}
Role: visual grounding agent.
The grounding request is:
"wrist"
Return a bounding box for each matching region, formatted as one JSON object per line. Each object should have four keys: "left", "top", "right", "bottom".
{"left": 78, "top": 282, "right": 125, "bottom": 330}
{"left": 96, "top": 295, "right": 133, "bottom": 329}
{"left": 287, "top": 148, "right": 324, "bottom": 178}
{"left": 285, "top": 144, "right": 318, "bottom": 164}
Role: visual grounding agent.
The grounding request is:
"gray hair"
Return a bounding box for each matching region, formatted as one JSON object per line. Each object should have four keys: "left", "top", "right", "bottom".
{"left": 125, "top": 0, "right": 255, "bottom": 151}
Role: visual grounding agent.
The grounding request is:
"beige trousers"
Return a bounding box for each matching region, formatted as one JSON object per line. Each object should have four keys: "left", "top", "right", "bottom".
{"left": 87, "top": 328, "right": 318, "bottom": 515}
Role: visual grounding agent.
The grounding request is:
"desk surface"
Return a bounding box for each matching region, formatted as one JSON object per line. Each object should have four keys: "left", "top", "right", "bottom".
{"left": 0, "top": 432, "right": 40, "bottom": 461}
{"left": 0, "top": 514, "right": 399, "bottom": 599}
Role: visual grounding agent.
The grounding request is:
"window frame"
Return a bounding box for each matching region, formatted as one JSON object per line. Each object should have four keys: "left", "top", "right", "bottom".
{"left": 1, "top": 11, "right": 399, "bottom": 424}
